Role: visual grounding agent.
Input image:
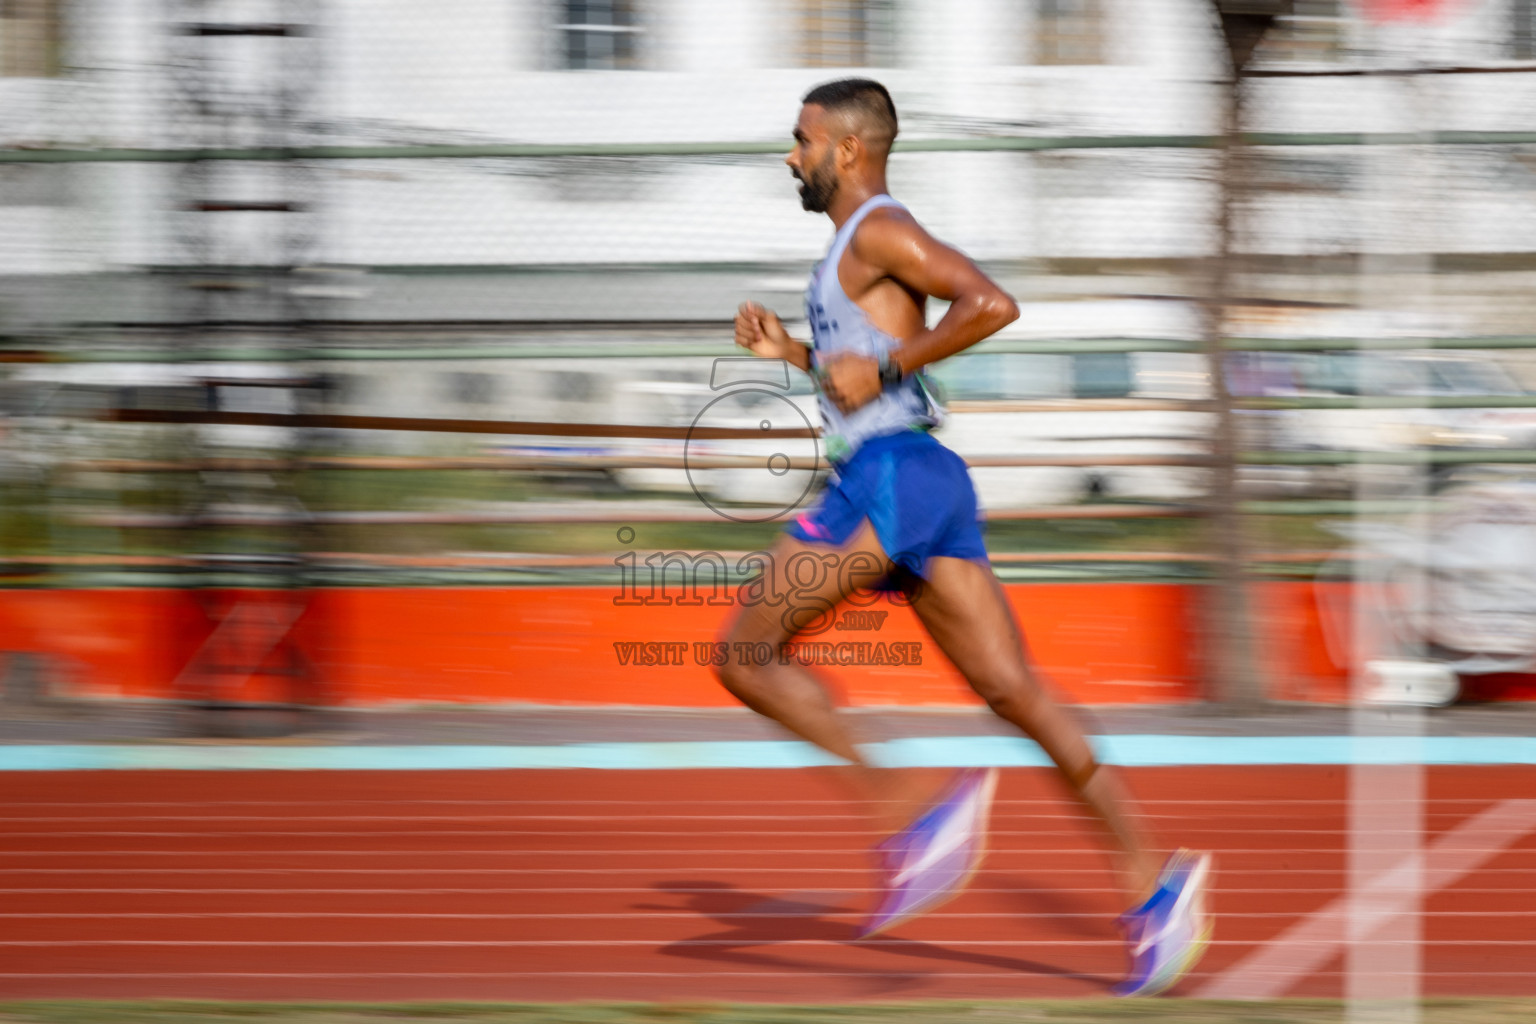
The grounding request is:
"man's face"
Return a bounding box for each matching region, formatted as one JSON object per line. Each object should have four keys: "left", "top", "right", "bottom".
{"left": 786, "top": 104, "right": 839, "bottom": 214}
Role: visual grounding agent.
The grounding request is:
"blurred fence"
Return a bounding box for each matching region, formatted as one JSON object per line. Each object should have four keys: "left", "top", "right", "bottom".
{"left": 6, "top": 1, "right": 1536, "bottom": 715}
{"left": 4, "top": 131, "right": 1536, "bottom": 269}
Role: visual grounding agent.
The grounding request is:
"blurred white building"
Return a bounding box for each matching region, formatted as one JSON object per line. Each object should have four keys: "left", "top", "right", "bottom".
{"left": 1, "top": 0, "right": 1535, "bottom": 275}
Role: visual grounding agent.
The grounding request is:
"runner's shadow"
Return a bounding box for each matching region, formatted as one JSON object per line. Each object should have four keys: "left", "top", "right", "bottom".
{"left": 991, "top": 873, "right": 1121, "bottom": 940}
{"left": 638, "top": 880, "right": 1114, "bottom": 992}
{"left": 635, "top": 881, "right": 927, "bottom": 992}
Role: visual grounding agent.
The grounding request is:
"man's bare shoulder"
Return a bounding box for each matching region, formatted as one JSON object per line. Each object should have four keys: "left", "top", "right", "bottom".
{"left": 848, "top": 204, "right": 943, "bottom": 265}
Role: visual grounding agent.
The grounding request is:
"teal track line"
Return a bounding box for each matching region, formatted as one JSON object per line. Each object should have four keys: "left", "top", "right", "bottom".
{"left": 1, "top": 734, "right": 1534, "bottom": 770}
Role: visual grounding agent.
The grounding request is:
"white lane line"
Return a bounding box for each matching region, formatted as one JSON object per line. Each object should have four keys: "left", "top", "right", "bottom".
{"left": 0, "top": 797, "right": 1370, "bottom": 805}
{"left": 1198, "top": 798, "right": 1536, "bottom": 999}
{"left": 0, "top": 912, "right": 1525, "bottom": 921}
{"left": 0, "top": 969, "right": 1530, "bottom": 980}
{"left": 0, "top": 939, "right": 1116, "bottom": 947}
{"left": 0, "top": 938, "right": 1531, "bottom": 948}
{"left": 0, "top": 817, "right": 869, "bottom": 824}
{"left": 17, "top": 885, "right": 1520, "bottom": 896}
{"left": 0, "top": 826, "right": 1372, "bottom": 835}
{"left": 0, "top": 800, "right": 1378, "bottom": 815}
{"left": 0, "top": 975, "right": 1043, "bottom": 983}
{"left": 0, "top": 869, "right": 1268, "bottom": 877}
{"left": 0, "top": 845, "right": 1390, "bottom": 855}
{"left": 0, "top": 816, "right": 1379, "bottom": 826}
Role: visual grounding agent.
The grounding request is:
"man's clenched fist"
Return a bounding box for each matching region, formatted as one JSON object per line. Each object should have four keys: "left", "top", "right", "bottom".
{"left": 817, "top": 351, "right": 883, "bottom": 414}
{"left": 734, "top": 302, "right": 809, "bottom": 370}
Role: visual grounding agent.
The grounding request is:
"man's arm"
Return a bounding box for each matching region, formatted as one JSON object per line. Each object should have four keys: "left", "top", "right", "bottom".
{"left": 821, "top": 211, "right": 1018, "bottom": 413}
{"left": 859, "top": 211, "right": 1020, "bottom": 374}
{"left": 735, "top": 301, "right": 812, "bottom": 373}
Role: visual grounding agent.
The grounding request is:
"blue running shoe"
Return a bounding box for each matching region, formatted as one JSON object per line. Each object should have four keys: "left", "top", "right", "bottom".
{"left": 1112, "top": 848, "right": 1214, "bottom": 997}
{"left": 858, "top": 767, "right": 999, "bottom": 939}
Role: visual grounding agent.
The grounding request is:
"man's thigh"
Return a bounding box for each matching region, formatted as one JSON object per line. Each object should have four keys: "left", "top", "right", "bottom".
{"left": 722, "top": 519, "right": 894, "bottom": 647}
{"left": 907, "top": 555, "right": 1035, "bottom": 695}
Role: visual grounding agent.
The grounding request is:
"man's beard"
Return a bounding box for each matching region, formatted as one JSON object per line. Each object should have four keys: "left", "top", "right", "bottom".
{"left": 796, "top": 151, "right": 838, "bottom": 213}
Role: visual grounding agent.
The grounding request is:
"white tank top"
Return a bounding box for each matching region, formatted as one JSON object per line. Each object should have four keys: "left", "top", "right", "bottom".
{"left": 806, "top": 193, "right": 943, "bottom": 464}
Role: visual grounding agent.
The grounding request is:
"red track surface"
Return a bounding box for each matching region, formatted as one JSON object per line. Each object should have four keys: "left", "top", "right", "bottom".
{"left": 0, "top": 766, "right": 1533, "bottom": 1002}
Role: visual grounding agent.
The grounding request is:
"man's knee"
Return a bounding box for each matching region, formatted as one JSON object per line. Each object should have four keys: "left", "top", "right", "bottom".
{"left": 716, "top": 609, "right": 785, "bottom": 705}
{"left": 713, "top": 641, "right": 763, "bottom": 705}
{"left": 972, "top": 669, "right": 1045, "bottom": 722}
{"left": 714, "top": 655, "right": 744, "bottom": 695}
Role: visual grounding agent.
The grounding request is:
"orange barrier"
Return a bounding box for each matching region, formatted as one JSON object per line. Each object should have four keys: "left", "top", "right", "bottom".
{"left": 0, "top": 589, "right": 181, "bottom": 700}
{"left": 1257, "top": 581, "right": 1352, "bottom": 704}
{"left": 327, "top": 583, "right": 1201, "bottom": 707}
{"left": 17, "top": 580, "right": 1528, "bottom": 707}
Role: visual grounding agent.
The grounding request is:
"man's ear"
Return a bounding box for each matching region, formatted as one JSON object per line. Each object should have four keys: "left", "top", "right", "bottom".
{"left": 837, "top": 133, "right": 862, "bottom": 171}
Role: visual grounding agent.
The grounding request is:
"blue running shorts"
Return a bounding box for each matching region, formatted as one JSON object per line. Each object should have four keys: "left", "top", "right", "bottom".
{"left": 786, "top": 428, "right": 989, "bottom": 582}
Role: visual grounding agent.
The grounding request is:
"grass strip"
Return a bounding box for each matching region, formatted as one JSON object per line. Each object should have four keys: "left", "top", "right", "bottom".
{"left": 1, "top": 1001, "right": 1535, "bottom": 1024}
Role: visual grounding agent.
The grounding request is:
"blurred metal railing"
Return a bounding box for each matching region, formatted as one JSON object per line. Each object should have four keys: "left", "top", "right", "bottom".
{"left": 11, "top": 333, "right": 1536, "bottom": 358}
{"left": 3, "top": 130, "right": 1536, "bottom": 162}
{"left": 18, "top": 333, "right": 1536, "bottom": 512}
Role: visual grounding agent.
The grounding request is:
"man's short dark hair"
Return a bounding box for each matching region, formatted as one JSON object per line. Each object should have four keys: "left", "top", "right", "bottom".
{"left": 801, "top": 78, "right": 898, "bottom": 152}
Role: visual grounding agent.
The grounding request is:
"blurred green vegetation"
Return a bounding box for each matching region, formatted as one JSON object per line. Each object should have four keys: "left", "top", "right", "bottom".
{"left": 1, "top": 458, "right": 1349, "bottom": 577}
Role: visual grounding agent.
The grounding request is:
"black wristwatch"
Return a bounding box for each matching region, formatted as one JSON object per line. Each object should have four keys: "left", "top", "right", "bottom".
{"left": 877, "top": 349, "right": 904, "bottom": 387}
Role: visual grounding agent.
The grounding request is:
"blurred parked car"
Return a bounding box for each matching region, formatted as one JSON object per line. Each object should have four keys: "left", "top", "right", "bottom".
{"left": 930, "top": 350, "right": 1210, "bottom": 507}
{"left": 1230, "top": 349, "right": 1536, "bottom": 495}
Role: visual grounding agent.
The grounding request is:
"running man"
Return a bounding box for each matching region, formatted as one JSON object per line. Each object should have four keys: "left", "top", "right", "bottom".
{"left": 718, "top": 78, "right": 1212, "bottom": 996}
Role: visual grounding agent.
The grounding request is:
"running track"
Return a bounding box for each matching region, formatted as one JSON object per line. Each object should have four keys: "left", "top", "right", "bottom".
{"left": 1, "top": 766, "right": 1533, "bottom": 1002}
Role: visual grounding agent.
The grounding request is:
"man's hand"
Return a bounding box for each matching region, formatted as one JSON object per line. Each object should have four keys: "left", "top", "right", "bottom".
{"left": 734, "top": 302, "right": 809, "bottom": 371}
{"left": 818, "top": 351, "right": 882, "bottom": 415}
